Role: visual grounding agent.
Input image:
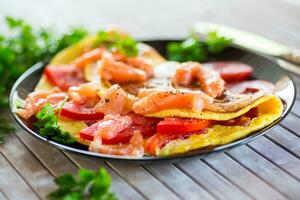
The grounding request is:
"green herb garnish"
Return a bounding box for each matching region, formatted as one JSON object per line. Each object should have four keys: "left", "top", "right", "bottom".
{"left": 34, "top": 104, "right": 75, "bottom": 144}
{"left": 0, "top": 16, "right": 88, "bottom": 143}
{"left": 48, "top": 168, "right": 117, "bottom": 200}
{"left": 167, "top": 31, "right": 232, "bottom": 62}
{"left": 95, "top": 30, "right": 138, "bottom": 57}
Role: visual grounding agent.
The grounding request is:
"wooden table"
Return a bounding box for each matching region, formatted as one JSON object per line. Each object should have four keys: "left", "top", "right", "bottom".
{"left": 1, "top": 0, "right": 300, "bottom": 199}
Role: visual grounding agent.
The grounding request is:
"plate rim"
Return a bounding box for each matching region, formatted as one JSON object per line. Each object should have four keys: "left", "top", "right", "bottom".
{"left": 9, "top": 41, "right": 297, "bottom": 162}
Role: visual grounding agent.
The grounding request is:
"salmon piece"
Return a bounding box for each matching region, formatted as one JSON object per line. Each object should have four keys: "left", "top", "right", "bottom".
{"left": 133, "top": 89, "right": 208, "bottom": 115}
{"left": 68, "top": 82, "right": 101, "bottom": 105}
{"left": 126, "top": 57, "right": 153, "bottom": 78}
{"left": 172, "top": 62, "right": 225, "bottom": 98}
{"left": 89, "top": 130, "right": 144, "bottom": 157}
{"left": 94, "top": 84, "right": 137, "bottom": 115}
{"left": 16, "top": 88, "right": 67, "bottom": 119}
{"left": 100, "top": 58, "right": 147, "bottom": 83}
{"left": 71, "top": 48, "right": 105, "bottom": 69}
{"left": 93, "top": 114, "right": 132, "bottom": 140}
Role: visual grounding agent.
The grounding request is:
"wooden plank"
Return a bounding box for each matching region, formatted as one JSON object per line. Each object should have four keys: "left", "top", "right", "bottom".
{"left": 0, "top": 190, "right": 7, "bottom": 200}
{"left": 267, "top": 126, "right": 300, "bottom": 158}
{"left": 144, "top": 162, "right": 216, "bottom": 200}
{"left": 176, "top": 158, "right": 253, "bottom": 200}
{"left": 291, "top": 100, "right": 300, "bottom": 117}
{"left": 290, "top": 74, "right": 300, "bottom": 100}
{"left": 227, "top": 145, "right": 300, "bottom": 200}
{"left": 280, "top": 113, "right": 300, "bottom": 137}
{"left": 65, "top": 153, "right": 146, "bottom": 200}
{"left": 14, "top": 126, "right": 78, "bottom": 176}
{"left": 0, "top": 134, "right": 55, "bottom": 198}
{"left": 107, "top": 161, "right": 181, "bottom": 200}
{"left": 0, "top": 153, "right": 39, "bottom": 200}
{"left": 249, "top": 136, "right": 300, "bottom": 180}
{"left": 204, "top": 152, "right": 288, "bottom": 200}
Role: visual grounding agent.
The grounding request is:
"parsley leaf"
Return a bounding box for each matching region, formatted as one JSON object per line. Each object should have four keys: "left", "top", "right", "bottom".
{"left": 34, "top": 104, "right": 75, "bottom": 144}
{"left": 95, "top": 30, "right": 138, "bottom": 57}
{"left": 206, "top": 31, "right": 232, "bottom": 54}
{"left": 167, "top": 31, "right": 232, "bottom": 62}
{"left": 48, "top": 168, "right": 117, "bottom": 200}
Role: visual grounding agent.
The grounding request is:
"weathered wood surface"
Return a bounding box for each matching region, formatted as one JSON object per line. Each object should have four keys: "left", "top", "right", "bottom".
{"left": 1, "top": 0, "right": 300, "bottom": 199}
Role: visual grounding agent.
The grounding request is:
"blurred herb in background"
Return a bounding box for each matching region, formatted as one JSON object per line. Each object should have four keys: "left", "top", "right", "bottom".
{"left": 95, "top": 30, "right": 138, "bottom": 57}
{"left": 0, "top": 16, "right": 88, "bottom": 143}
{"left": 167, "top": 31, "right": 232, "bottom": 62}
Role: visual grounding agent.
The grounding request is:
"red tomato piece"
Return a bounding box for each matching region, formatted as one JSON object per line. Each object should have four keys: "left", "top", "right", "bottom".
{"left": 203, "top": 62, "right": 253, "bottom": 82}
{"left": 44, "top": 65, "right": 86, "bottom": 90}
{"left": 145, "top": 129, "right": 207, "bottom": 155}
{"left": 60, "top": 102, "right": 104, "bottom": 121}
{"left": 157, "top": 117, "right": 212, "bottom": 135}
{"left": 102, "top": 124, "right": 156, "bottom": 144}
{"left": 227, "top": 80, "right": 275, "bottom": 94}
{"left": 129, "top": 113, "right": 161, "bottom": 126}
{"left": 79, "top": 122, "right": 99, "bottom": 141}
{"left": 79, "top": 114, "right": 159, "bottom": 144}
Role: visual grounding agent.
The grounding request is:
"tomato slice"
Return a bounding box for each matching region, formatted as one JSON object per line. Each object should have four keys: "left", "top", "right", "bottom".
{"left": 60, "top": 102, "right": 104, "bottom": 121}
{"left": 129, "top": 113, "right": 161, "bottom": 126}
{"left": 157, "top": 117, "right": 212, "bottom": 135}
{"left": 145, "top": 118, "right": 211, "bottom": 155}
{"left": 145, "top": 129, "right": 207, "bottom": 155}
{"left": 102, "top": 124, "right": 156, "bottom": 144}
{"left": 79, "top": 122, "right": 99, "bottom": 141}
{"left": 79, "top": 114, "right": 159, "bottom": 144}
{"left": 227, "top": 80, "right": 275, "bottom": 94}
{"left": 203, "top": 62, "right": 253, "bottom": 82}
{"left": 44, "top": 65, "right": 86, "bottom": 90}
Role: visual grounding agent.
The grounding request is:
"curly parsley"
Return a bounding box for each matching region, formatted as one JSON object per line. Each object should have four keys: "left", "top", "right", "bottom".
{"left": 34, "top": 104, "right": 75, "bottom": 144}
{"left": 48, "top": 168, "right": 117, "bottom": 200}
{"left": 167, "top": 31, "right": 232, "bottom": 62}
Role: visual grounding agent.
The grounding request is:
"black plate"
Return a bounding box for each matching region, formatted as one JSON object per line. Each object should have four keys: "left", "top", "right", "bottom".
{"left": 9, "top": 40, "right": 296, "bottom": 162}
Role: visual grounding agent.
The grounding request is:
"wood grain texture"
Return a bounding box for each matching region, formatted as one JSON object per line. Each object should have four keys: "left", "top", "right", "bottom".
{"left": 176, "top": 159, "right": 253, "bottom": 200}
{"left": 267, "top": 126, "right": 300, "bottom": 158}
{"left": 0, "top": 134, "right": 55, "bottom": 199}
{"left": 1, "top": 0, "right": 300, "bottom": 199}
{"left": 0, "top": 154, "right": 39, "bottom": 200}
{"left": 249, "top": 136, "right": 300, "bottom": 180}
{"left": 144, "top": 163, "right": 216, "bottom": 200}
{"left": 227, "top": 145, "right": 300, "bottom": 200}
{"left": 14, "top": 126, "right": 79, "bottom": 176}
{"left": 108, "top": 162, "right": 180, "bottom": 200}
{"left": 203, "top": 152, "right": 288, "bottom": 200}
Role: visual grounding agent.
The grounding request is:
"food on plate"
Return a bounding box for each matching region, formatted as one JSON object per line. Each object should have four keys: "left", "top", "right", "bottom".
{"left": 14, "top": 29, "right": 283, "bottom": 158}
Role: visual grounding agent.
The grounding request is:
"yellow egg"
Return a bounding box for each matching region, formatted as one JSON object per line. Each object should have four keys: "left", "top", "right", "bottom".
{"left": 57, "top": 116, "right": 90, "bottom": 146}
{"left": 157, "top": 95, "right": 283, "bottom": 156}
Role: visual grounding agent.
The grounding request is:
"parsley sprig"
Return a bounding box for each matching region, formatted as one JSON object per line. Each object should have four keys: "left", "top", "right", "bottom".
{"left": 48, "top": 168, "right": 117, "bottom": 200}
{"left": 167, "top": 31, "right": 232, "bottom": 62}
{"left": 34, "top": 104, "right": 75, "bottom": 144}
{"left": 95, "top": 30, "right": 138, "bottom": 57}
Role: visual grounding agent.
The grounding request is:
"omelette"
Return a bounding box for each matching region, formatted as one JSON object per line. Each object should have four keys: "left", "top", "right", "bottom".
{"left": 15, "top": 30, "right": 283, "bottom": 157}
